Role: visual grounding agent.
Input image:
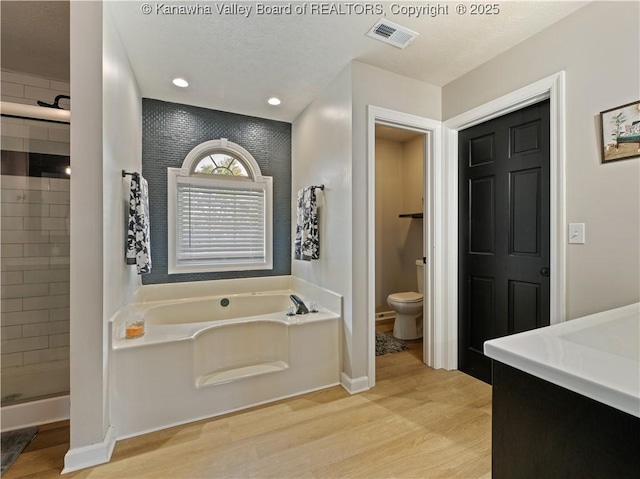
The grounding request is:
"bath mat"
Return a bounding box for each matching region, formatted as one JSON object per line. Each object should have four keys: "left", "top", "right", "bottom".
{"left": 375, "top": 331, "right": 408, "bottom": 356}
{"left": 1, "top": 427, "right": 37, "bottom": 476}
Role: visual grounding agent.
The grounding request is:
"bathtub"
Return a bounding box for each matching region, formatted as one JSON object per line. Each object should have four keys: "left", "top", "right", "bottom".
{"left": 110, "top": 277, "right": 341, "bottom": 439}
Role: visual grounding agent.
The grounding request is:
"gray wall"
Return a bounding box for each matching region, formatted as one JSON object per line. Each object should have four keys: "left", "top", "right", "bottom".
{"left": 443, "top": 1, "right": 640, "bottom": 319}
{"left": 141, "top": 99, "right": 291, "bottom": 285}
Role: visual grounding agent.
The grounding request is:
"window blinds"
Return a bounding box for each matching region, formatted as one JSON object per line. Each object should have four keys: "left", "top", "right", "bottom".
{"left": 176, "top": 182, "right": 266, "bottom": 264}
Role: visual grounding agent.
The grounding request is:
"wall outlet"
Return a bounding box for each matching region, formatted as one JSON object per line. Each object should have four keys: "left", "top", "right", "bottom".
{"left": 568, "top": 223, "right": 585, "bottom": 244}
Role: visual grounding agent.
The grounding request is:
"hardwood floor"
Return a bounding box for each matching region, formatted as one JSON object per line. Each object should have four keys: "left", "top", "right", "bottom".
{"left": 5, "top": 346, "right": 492, "bottom": 479}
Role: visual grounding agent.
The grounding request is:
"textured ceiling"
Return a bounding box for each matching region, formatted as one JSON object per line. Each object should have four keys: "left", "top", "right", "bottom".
{"left": 110, "top": 1, "right": 587, "bottom": 122}
{"left": 1, "top": 0, "right": 70, "bottom": 81}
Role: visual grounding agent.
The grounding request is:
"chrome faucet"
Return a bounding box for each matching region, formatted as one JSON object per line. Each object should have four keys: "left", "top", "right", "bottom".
{"left": 289, "top": 294, "right": 309, "bottom": 315}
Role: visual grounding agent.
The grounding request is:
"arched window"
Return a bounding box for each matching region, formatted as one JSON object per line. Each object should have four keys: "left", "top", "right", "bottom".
{"left": 167, "top": 139, "right": 273, "bottom": 274}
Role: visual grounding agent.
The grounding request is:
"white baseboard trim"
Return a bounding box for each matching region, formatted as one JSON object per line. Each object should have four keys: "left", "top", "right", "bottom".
{"left": 340, "top": 373, "right": 370, "bottom": 394}
{"left": 62, "top": 425, "right": 115, "bottom": 474}
{"left": 375, "top": 311, "right": 395, "bottom": 322}
{"left": 0, "top": 395, "right": 70, "bottom": 432}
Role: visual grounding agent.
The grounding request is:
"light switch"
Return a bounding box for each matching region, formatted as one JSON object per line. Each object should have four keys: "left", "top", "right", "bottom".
{"left": 569, "top": 223, "right": 585, "bottom": 244}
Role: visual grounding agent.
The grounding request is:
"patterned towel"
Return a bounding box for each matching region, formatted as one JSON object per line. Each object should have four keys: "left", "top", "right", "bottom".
{"left": 294, "top": 187, "right": 319, "bottom": 261}
{"left": 126, "top": 173, "right": 152, "bottom": 274}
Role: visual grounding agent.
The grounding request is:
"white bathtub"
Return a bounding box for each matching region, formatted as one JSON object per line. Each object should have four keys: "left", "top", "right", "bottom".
{"left": 485, "top": 302, "right": 640, "bottom": 417}
{"left": 110, "top": 277, "right": 341, "bottom": 439}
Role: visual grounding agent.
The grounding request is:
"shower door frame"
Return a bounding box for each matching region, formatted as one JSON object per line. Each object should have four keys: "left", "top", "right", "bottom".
{"left": 0, "top": 100, "right": 71, "bottom": 431}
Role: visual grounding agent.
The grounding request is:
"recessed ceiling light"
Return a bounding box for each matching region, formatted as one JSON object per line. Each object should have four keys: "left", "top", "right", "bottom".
{"left": 172, "top": 78, "right": 189, "bottom": 88}
{"left": 267, "top": 97, "right": 282, "bottom": 106}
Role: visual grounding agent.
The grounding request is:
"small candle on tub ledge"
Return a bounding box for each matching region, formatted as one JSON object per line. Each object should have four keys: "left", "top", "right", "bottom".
{"left": 126, "top": 319, "right": 145, "bottom": 339}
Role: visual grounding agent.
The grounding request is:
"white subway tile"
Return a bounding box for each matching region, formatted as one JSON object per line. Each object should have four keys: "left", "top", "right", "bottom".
{"left": 23, "top": 269, "right": 69, "bottom": 284}
{"left": 2, "top": 257, "right": 49, "bottom": 271}
{"left": 24, "top": 244, "right": 69, "bottom": 257}
{"left": 48, "top": 232, "right": 69, "bottom": 244}
{"left": 1, "top": 71, "right": 50, "bottom": 88}
{"left": 1, "top": 176, "right": 28, "bottom": 190}
{"left": 1, "top": 352, "right": 23, "bottom": 368}
{"left": 1, "top": 271, "right": 23, "bottom": 285}
{"left": 2, "top": 309, "right": 48, "bottom": 326}
{"left": 49, "top": 333, "right": 69, "bottom": 348}
{"left": 26, "top": 177, "right": 51, "bottom": 191}
{"left": 23, "top": 86, "right": 68, "bottom": 102}
{"left": 49, "top": 80, "right": 70, "bottom": 93}
{"left": 1, "top": 117, "right": 25, "bottom": 125}
{"left": 48, "top": 127, "right": 70, "bottom": 143}
{"left": 49, "top": 257, "right": 70, "bottom": 269}
{"left": 49, "top": 205, "right": 69, "bottom": 218}
{"left": 1, "top": 123, "right": 29, "bottom": 138}
{"left": 49, "top": 179, "right": 70, "bottom": 192}
{"left": 26, "top": 139, "right": 70, "bottom": 156}
{"left": 23, "top": 294, "right": 69, "bottom": 311}
{"left": 1, "top": 203, "right": 49, "bottom": 217}
{"left": 1, "top": 217, "right": 24, "bottom": 230}
{"left": 0, "top": 244, "right": 23, "bottom": 258}
{"left": 1, "top": 189, "right": 25, "bottom": 203}
{"left": 0, "top": 136, "right": 25, "bottom": 151}
{"left": 28, "top": 125, "right": 49, "bottom": 141}
{"left": 1, "top": 81, "right": 25, "bottom": 98}
{"left": 1, "top": 325, "right": 22, "bottom": 340}
{"left": 22, "top": 320, "right": 69, "bottom": 337}
{"left": 1, "top": 230, "right": 49, "bottom": 244}
{"left": 23, "top": 346, "right": 69, "bottom": 365}
{"left": 0, "top": 96, "right": 34, "bottom": 106}
{"left": 23, "top": 217, "right": 68, "bottom": 231}
{"left": 1, "top": 298, "right": 22, "bottom": 313}
{"left": 42, "top": 191, "right": 70, "bottom": 205}
{"left": 48, "top": 282, "right": 69, "bottom": 295}
{"left": 1, "top": 283, "right": 49, "bottom": 299}
{"left": 49, "top": 308, "right": 69, "bottom": 322}
{"left": 1, "top": 336, "right": 48, "bottom": 354}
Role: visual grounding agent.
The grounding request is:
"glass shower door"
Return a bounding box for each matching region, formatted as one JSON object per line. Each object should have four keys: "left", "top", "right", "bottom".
{"left": 1, "top": 114, "right": 70, "bottom": 405}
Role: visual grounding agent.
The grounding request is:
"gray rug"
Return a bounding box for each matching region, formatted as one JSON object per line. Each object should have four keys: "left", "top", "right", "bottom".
{"left": 375, "top": 331, "right": 408, "bottom": 356}
{"left": 1, "top": 427, "right": 37, "bottom": 476}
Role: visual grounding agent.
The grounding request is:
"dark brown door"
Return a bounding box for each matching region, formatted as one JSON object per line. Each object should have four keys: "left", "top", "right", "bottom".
{"left": 458, "top": 100, "right": 551, "bottom": 384}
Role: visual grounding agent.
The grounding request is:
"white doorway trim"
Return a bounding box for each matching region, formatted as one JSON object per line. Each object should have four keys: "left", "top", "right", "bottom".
{"left": 441, "top": 71, "right": 567, "bottom": 370}
{"left": 367, "top": 106, "right": 442, "bottom": 388}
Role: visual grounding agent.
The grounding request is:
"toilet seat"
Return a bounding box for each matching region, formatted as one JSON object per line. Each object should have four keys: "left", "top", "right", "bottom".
{"left": 388, "top": 292, "right": 423, "bottom": 303}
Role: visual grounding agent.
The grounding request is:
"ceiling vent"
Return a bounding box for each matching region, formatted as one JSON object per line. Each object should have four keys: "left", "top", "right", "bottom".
{"left": 366, "top": 19, "right": 419, "bottom": 49}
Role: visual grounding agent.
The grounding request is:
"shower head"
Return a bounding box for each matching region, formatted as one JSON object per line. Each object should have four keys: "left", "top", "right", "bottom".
{"left": 37, "top": 94, "right": 70, "bottom": 109}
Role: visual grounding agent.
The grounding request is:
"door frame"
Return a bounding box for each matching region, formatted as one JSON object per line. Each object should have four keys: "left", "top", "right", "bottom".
{"left": 367, "top": 106, "right": 442, "bottom": 387}
{"left": 442, "top": 71, "right": 567, "bottom": 370}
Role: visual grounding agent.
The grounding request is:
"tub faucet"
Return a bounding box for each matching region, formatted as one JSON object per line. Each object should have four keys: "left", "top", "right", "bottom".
{"left": 289, "top": 294, "right": 309, "bottom": 314}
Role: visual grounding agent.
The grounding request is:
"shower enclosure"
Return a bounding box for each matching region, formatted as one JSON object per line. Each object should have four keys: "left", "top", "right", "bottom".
{"left": 1, "top": 102, "right": 70, "bottom": 414}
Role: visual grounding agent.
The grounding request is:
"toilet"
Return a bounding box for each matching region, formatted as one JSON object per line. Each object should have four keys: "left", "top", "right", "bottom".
{"left": 386, "top": 260, "right": 424, "bottom": 340}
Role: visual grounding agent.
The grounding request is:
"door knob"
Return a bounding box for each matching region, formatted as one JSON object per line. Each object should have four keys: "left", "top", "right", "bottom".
{"left": 540, "top": 267, "right": 550, "bottom": 277}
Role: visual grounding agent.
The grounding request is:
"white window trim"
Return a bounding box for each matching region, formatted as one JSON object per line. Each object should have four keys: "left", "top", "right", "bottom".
{"left": 167, "top": 139, "right": 273, "bottom": 274}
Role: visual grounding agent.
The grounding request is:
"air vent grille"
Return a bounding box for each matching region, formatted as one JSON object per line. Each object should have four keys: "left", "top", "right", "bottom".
{"left": 366, "top": 19, "right": 419, "bottom": 49}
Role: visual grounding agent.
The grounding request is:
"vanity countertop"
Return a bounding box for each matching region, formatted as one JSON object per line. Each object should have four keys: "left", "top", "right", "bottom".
{"left": 484, "top": 302, "right": 640, "bottom": 418}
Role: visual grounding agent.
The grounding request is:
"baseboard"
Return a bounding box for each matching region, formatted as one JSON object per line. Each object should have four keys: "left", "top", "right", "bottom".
{"left": 340, "top": 372, "right": 370, "bottom": 394}
{"left": 375, "top": 311, "right": 395, "bottom": 322}
{"left": 62, "top": 425, "right": 115, "bottom": 474}
{"left": 0, "top": 395, "right": 70, "bottom": 432}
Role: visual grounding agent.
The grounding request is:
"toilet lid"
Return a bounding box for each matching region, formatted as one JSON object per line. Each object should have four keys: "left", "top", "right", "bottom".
{"left": 388, "top": 292, "right": 423, "bottom": 303}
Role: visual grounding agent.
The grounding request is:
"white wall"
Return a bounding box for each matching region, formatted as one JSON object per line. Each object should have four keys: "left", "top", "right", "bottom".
{"left": 291, "top": 65, "right": 353, "bottom": 375}
{"left": 66, "top": 0, "right": 142, "bottom": 468}
{"left": 443, "top": 1, "right": 640, "bottom": 319}
{"left": 351, "top": 62, "right": 441, "bottom": 380}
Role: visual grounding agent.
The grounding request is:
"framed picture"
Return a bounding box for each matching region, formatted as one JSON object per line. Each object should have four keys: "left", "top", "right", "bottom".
{"left": 600, "top": 100, "right": 640, "bottom": 163}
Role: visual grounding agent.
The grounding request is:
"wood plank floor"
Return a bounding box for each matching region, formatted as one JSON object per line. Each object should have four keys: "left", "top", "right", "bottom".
{"left": 4, "top": 340, "right": 492, "bottom": 479}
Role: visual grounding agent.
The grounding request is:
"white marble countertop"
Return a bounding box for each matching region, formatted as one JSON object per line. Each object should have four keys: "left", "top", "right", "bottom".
{"left": 484, "top": 303, "right": 640, "bottom": 418}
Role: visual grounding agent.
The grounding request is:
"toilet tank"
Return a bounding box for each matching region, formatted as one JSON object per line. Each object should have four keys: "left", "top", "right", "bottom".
{"left": 415, "top": 260, "right": 424, "bottom": 294}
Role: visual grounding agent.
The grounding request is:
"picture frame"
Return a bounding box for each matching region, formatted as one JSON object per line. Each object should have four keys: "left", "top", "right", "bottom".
{"left": 600, "top": 100, "right": 640, "bottom": 163}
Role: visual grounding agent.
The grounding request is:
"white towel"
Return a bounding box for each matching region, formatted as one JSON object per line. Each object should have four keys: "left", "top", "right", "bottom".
{"left": 294, "top": 187, "right": 319, "bottom": 261}
{"left": 126, "top": 173, "right": 152, "bottom": 274}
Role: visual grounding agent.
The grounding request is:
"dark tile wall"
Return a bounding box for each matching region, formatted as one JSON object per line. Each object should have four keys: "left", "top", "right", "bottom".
{"left": 141, "top": 99, "right": 292, "bottom": 285}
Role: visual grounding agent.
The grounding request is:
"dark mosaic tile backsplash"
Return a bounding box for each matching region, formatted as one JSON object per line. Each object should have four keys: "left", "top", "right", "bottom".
{"left": 141, "top": 98, "right": 292, "bottom": 285}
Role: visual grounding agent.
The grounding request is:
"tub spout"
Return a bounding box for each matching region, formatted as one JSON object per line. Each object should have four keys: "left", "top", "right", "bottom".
{"left": 289, "top": 294, "right": 309, "bottom": 314}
